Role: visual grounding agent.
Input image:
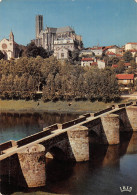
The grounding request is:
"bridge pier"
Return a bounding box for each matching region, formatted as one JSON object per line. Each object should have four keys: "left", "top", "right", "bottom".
{"left": 126, "top": 106, "right": 137, "bottom": 131}
{"left": 17, "top": 144, "right": 46, "bottom": 188}
{"left": 101, "top": 114, "right": 120, "bottom": 145}
{"left": 67, "top": 125, "right": 89, "bottom": 162}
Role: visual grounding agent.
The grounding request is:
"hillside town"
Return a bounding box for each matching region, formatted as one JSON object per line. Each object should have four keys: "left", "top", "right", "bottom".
{"left": 0, "top": 15, "right": 137, "bottom": 97}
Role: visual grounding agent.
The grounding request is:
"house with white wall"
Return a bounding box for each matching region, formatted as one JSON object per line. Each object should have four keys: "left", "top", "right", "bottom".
{"left": 81, "top": 58, "right": 94, "bottom": 66}
{"left": 79, "top": 49, "right": 94, "bottom": 57}
{"left": 97, "top": 60, "right": 105, "bottom": 69}
{"left": 125, "top": 43, "right": 137, "bottom": 51}
{"left": 90, "top": 46, "right": 104, "bottom": 56}
{"left": 81, "top": 58, "right": 105, "bottom": 69}
{"left": 107, "top": 45, "right": 121, "bottom": 54}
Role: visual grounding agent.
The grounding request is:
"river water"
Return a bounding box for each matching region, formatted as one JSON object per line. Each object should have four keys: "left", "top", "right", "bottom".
{"left": 0, "top": 112, "right": 137, "bottom": 195}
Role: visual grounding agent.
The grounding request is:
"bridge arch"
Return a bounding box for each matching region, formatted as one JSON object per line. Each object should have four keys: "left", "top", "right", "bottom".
{"left": 89, "top": 130, "right": 101, "bottom": 144}
{"left": 45, "top": 146, "right": 67, "bottom": 161}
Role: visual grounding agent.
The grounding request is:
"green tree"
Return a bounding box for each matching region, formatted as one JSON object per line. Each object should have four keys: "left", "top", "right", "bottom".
{"left": 123, "top": 51, "right": 133, "bottom": 62}
{"left": 115, "top": 61, "right": 125, "bottom": 74}
{"left": 111, "top": 57, "right": 119, "bottom": 64}
{"left": 68, "top": 49, "right": 80, "bottom": 64}
{"left": 26, "top": 42, "right": 48, "bottom": 58}
{"left": 130, "top": 59, "right": 136, "bottom": 70}
{"left": 0, "top": 75, "right": 7, "bottom": 91}
{"left": 0, "top": 51, "right": 5, "bottom": 60}
{"left": 26, "top": 42, "right": 39, "bottom": 58}
{"left": 27, "top": 75, "right": 34, "bottom": 91}
{"left": 38, "top": 46, "right": 48, "bottom": 58}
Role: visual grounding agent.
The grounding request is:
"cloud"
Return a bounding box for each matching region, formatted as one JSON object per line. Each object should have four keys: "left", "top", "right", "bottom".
{"left": 0, "top": 0, "right": 2, "bottom": 2}
{"left": 135, "top": 0, "right": 137, "bottom": 2}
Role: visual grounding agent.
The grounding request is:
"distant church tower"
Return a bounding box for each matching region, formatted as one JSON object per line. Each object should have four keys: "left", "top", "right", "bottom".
{"left": 9, "top": 31, "right": 14, "bottom": 42}
{"left": 36, "top": 15, "right": 43, "bottom": 38}
{"left": 0, "top": 31, "right": 20, "bottom": 60}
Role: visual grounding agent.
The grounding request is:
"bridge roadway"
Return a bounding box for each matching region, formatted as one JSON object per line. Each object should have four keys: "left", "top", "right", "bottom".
{"left": 0, "top": 102, "right": 137, "bottom": 188}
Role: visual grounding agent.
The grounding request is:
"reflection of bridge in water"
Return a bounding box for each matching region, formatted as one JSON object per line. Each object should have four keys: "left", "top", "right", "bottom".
{"left": 0, "top": 102, "right": 137, "bottom": 188}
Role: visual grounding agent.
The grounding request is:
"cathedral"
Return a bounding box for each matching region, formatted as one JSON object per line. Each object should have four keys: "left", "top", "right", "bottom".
{"left": 32, "top": 15, "right": 83, "bottom": 59}
{"left": 0, "top": 31, "right": 20, "bottom": 60}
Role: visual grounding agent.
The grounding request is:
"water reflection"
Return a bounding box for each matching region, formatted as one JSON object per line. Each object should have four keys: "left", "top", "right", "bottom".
{"left": 0, "top": 112, "right": 79, "bottom": 143}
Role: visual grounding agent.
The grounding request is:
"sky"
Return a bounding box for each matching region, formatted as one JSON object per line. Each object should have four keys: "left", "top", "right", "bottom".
{"left": 0, "top": 0, "right": 137, "bottom": 48}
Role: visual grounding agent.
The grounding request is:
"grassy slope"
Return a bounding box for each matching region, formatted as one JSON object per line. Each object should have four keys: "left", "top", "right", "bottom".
{"left": 0, "top": 99, "right": 132, "bottom": 113}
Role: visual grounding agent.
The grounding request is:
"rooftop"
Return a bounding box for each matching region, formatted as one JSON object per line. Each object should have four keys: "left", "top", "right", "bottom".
{"left": 116, "top": 54, "right": 123, "bottom": 57}
{"left": 116, "top": 74, "right": 134, "bottom": 80}
{"left": 126, "top": 42, "right": 137, "bottom": 45}
{"left": 56, "top": 26, "right": 74, "bottom": 34}
{"left": 90, "top": 47, "right": 104, "bottom": 50}
{"left": 45, "top": 26, "right": 74, "bottom": 34}
{"left": 112, "top": 64, "right": 118, "bottom": 68}
{"left": 124, "top": 63, "right": 131, "bottom": 66}
{"left": 81, "top": 58, "right": 94, "bottom": 61}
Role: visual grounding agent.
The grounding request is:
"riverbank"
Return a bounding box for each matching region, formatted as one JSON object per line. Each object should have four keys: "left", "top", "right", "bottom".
{"left": 0, "top": 99, "right": 133, "bottom": 114}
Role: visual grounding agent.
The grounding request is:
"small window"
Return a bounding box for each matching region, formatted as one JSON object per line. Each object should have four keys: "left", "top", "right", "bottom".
{"left": 61, "top": 53, "right": 64, "bottom": 58}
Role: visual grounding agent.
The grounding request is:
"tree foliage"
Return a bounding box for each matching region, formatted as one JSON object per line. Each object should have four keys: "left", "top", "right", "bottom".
{"left": 0, "top": 56, "right": 120, "bottom": 102}
{"left": 0, "top": 51, "right": 5, "bottom": 60}
{"left": 113, "top": 61, "right": 125, "bottom": 74}
{"left": 26, "top": 42, "right": 48, "bottom": 58}
{"left": 123, "top": 51, "right": 133, "bottom": 62}
{"left": 68, "top": 49, "right": 81, "bottom": 64}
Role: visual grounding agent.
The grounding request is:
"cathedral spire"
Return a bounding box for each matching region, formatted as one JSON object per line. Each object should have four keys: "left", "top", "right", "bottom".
{"left": 9, "top": 31, "right": 14, "bottom": 42}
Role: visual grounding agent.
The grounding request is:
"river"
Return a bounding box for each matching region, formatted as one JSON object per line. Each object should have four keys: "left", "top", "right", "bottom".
{"left": 0, "top": 112, "right": 137, "bottom": 195}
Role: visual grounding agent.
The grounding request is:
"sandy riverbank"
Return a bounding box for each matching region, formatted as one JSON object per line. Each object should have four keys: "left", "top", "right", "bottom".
{"left": 0, "top": 99, "right": 133, "bottom": 114}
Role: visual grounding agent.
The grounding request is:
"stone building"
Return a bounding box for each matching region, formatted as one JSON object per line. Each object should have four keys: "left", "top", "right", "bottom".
{"left": 54, "top": 37, "right": 76, "bottom": 59}
{"left": 32, "top": 15, "right": 83, "bottom": 54}
{"left": 54, "top": 47, "right": 69, "bottom": 60}
{"left": 0, "top": 31, "right": 20, "bottom": 60}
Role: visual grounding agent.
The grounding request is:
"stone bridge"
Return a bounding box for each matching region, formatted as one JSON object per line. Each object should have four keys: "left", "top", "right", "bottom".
{"left": 0, "top": 102, "right": 137, "bottom": 188}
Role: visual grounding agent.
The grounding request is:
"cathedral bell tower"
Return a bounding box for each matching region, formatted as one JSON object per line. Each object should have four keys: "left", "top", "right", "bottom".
{"left": 9, "top": 31, "right": 14, "bottom": 42}
{"left": 36, "top": 15, "right": 43, "bottom": 38}
{"left": 9, "top": 31, "right": 14, "bottom": 57}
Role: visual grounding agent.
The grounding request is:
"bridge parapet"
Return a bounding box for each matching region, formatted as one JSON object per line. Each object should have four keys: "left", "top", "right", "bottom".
{"left": 43, "top": 123, "right": 59, "bottom": 131}
{"left": 59, "top": 116, "right": 90, "bottom": 130}
{"left": 91, "top": 106, "right": 114, "bottom": 117}
{"left": 17, "top": 129, "right": 51, "bottom": 147}
{"left": 0, "top": 140, "right": 17, "bottom": 155}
